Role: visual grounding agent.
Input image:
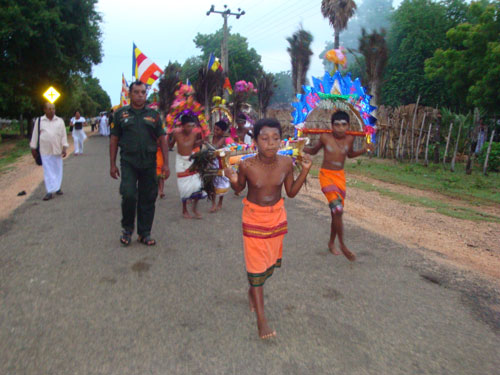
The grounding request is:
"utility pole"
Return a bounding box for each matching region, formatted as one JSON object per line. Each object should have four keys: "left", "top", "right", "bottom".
{"left": 206, "top": 4, "right": 245, "bottom": 76}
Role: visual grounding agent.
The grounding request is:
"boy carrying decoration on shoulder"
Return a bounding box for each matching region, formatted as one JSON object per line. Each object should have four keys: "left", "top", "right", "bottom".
{"left": 224, "top": 118, "right": 312, "bottom": 339}
{"left": 304, "top": 110, "right": 373, "bottom": 261}
{"left": 168, "top": 114, "right": 206, "bottom": 219}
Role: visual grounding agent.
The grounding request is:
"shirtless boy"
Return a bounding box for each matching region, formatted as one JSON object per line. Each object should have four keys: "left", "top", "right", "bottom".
{"left": 168, "top": 114, "right": 205, "bottom": 218}
{"left": 225, "top": 118, "right": 312, "bottom": 339}
{"left": 304, "top": 110, "right": 373, "bottom": 261}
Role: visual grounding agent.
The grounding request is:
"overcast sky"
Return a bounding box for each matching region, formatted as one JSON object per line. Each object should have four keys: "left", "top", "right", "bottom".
{"left": 93, "top": 0, "right": 400, "bottom": 105}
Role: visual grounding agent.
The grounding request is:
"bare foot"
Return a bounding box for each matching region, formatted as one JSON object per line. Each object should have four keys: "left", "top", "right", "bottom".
{"left": 328, "top": 241, "right": 341, "bottom": 255}
{"left": 193, "top": 211, "right": 202, "bottom": 219}
{"left": 340, "top": 244, "right": 356, "bottom": 262}
{"left": 160, "top": 193, "right": 165, "bottom": 199}
{"left": 209, "top": 205, "right": 218, "bottom": 213}
{"left": 258, "top": 320, "right": 276, "bottom": 339}
{"left": 216, "top": 203, "right": 223, "bottom": 211}
{"left": 248, "top": 289, "right": 255, "bottom": 312}
{"left": 183, "top": 211, "right": 192, "bottom": 219}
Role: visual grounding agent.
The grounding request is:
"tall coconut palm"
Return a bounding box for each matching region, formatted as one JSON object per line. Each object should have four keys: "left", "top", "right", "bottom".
{"left": 358, "top": 28, "right": 388, "bottom": 108}
{"left": 256, "top": 73, "right": 276, "bottom": 118}
{"left": 287, "top": 26, "right": 313, "bottom": 95}
{"left": 321, "top": 0, "right": 357, "bottom": 49}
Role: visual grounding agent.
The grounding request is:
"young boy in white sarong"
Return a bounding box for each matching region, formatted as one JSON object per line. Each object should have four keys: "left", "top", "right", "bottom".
{"left": 209, "top": 120, "right": 234, "bottom": 212}
{"left": 168, "top": 114, "right": 206, "bottom": 218}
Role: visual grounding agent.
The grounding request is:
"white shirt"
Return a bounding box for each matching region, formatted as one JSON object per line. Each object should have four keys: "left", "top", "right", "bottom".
{"left": 70, "top": 116, "right": 86, "bottom": 125}
{"left": 30, "top": 115, "right": 69, "bottom": 156}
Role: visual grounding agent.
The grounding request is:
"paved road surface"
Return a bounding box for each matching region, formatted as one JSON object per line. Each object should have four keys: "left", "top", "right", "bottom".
{"left": 1, "top": 135, "right": 499, "bottom": 375}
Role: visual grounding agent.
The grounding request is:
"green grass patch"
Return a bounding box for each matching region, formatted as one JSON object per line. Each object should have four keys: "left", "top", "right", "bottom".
{"left": 0, "top": 139, "right": 31, "bottom": 173}
{"left": 348, "top": 178, "right": 500, "bottom": 223}
{"left": 345, "top": 158, "right": 500, "bottom": 205}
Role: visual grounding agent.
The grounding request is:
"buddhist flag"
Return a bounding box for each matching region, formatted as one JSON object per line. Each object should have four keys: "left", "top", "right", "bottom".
{"left": 207, "top": 53, "right": 222, "bottom": 72}
{"left": 120, "top": 73, "right": 129, "bottom": 106}
{"left": 132, "top": 43, "right": 163, "bottom": 85}
{"left": 223, "top": 77, "right": 233, "bottom": 95}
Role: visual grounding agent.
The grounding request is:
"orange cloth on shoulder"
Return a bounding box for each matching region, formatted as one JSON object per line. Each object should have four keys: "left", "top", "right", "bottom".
{"left": 319, "top": 168, "right": 346, "bottom": 205}
{"left": 156, "top": 147, "right": 164, "bottom": 176}
{"left": 242, "top": 198, "right": 288, "bottom": 287}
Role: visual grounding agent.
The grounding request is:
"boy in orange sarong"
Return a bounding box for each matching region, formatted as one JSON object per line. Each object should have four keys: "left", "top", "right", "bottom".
{"left": 304, "top": 110, "right": 373, "bottom": 261}
{"left": 225, "top": 118, "right": 312, "bottom": 339}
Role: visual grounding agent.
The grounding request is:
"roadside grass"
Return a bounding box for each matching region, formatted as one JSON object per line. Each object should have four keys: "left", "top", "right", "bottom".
{"left": 345, "top": 158, "right": 500, "bottom": 205}
{"left": 0, "top": 139, "right": 31, "bottom": 173}
{"left": 308, "top": 155, "right": 500, "bottom": 223}
{"left": 348, "top": 179, "right": 500, "bottom": 223}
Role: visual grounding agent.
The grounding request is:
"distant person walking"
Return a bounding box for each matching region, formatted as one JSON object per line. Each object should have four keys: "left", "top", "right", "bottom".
{"left": 110, "top": 81, "right": 170, "bottom": 246}
{"left": 99, "top": 112, "right": 109, "bottom": 136}
{"left": 70, "top": 110, "right": 87, "bottom": 155}
{"left": 30, "top": 102, "right": 68, "bottom": 201}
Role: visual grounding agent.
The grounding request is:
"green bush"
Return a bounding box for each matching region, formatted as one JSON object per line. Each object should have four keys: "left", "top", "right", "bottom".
{"left": 478, "top": 142, "right": 500, "bottom": 172}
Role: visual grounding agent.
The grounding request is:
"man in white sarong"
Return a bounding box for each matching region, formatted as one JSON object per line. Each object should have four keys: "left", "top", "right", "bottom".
{"left": 30, "top": 102, "right": 68, "bottom": 201}
{"left": 169, "top": 115, "right": 207, "bottom": 218}
{"left": 99, "top": 113, "right": 109, "bottom": 136}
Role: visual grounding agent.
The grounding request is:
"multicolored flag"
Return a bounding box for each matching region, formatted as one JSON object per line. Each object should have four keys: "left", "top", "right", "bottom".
{"left": 207, "top": 53, "right": 222, "bottom": 72}
{"left": 132, "top": 43, "right": 163, "bottom": 85}
{"left": 120, "top": 73, "right": 129, "bottom": 107}
{"left": 223, "top": 77, "right": 233, "bottom": 95}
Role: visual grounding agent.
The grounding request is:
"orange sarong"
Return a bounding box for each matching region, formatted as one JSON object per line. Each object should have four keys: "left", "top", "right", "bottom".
{"left": 156, "top": 147, "right": 164, "bottom": 176}
{"left": 242, "top": 198, "right": 288, "bottom": 287}
{"left": 319, "top": 168, "right": 346, "bottom": 212}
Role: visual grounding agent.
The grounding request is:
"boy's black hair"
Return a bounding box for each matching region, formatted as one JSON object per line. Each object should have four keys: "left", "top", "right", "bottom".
{"left": 180, "top": 114, "right": 196, "bottom": 124}
{"left": 253, "top": 118, "right": 282, "bottom": 139}
{"left": 214, "top": 120, "right": 228, "bottom": 132}
{"left": 129, "top": 80, "right": 145, "bottom": 92}
{"left": 331, "top": 110, "right": 350, "bottom": 124}
{"left": 236, "top": 113, "right": 247, "bottom": 123}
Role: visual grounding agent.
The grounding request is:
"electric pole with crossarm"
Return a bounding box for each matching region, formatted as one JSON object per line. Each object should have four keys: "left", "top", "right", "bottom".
{"left": 206, "top": 4, "right": 245, "bottom": 76}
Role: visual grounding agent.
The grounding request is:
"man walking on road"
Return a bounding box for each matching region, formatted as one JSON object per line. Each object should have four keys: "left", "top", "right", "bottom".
{"left": 110, "top": 81, "right": 170, "bottom": 246}
{"left": 30, "top": 102, "right": 68, "bottom": 201}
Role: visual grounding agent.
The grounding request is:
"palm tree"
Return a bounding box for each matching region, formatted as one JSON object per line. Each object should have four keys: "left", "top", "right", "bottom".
{"left": 287, "top": 26, "right": 313, "bottom": 95}
{"left": 256, "top": 73, "right": 276, "bottom": 118}
{"left": 321, "top": 0, "right": 357, "bottom": 49}
{"left": 193, "top": 67, "right": 224, "bottom": 120}
{"left": 358, "top": 28, "right": 388, "bottom": 108}
{"left": 158, "top": 62, "right": 181, "bottom": 114}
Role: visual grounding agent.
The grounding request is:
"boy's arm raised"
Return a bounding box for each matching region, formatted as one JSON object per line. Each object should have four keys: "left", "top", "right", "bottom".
{"left": 284, "top": 154, "right": 312, "bottom": 198}
{"left": 347, "top": 136, "right": 373, "bottom": 158}
{"left": 303, "top": 137, "right": 323, "bottom": 155}
{"left": 224, "top": 161, "right": 247, "bottom": 194}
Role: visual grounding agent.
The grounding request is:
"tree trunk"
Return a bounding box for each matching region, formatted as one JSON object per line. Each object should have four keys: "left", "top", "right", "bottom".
{"left": 451, "top": 120, "right": 462, "bottom": 172}
{"left": 443, "top": 122, "right": 453, "bottom": 165}
{"left": 296, "top": 63, "right": 303, "bottom": 95}
{"left": 334, "top": 30, "right": 340, "bottom": 50}
{"left": 415, "top": 112, "right": 427, "bottom": 162}
{"left": 483, "top": 129, "right": 496, "bottom": 176}
{"left": 424, "top": 122, "right": 433, "bottom": 167}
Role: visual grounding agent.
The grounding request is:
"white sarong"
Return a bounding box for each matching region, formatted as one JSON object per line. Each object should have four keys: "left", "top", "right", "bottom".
{"left": 41, "top": 154, "right": 63, "bottom": 193}
{"left": 99, "top": 117, "right": 109, "bottom": 136}
{"left": 72, "top": 129, "right": 87, "bottom": 154}
{"left": 175, "top": 153, "right": 206, "bottom": 201}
